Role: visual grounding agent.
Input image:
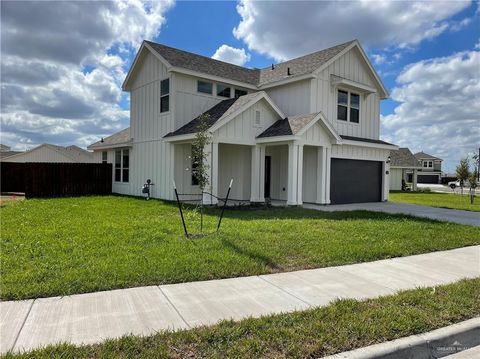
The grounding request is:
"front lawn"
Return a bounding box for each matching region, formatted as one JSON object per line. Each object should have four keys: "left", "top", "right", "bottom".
{"left": 4, "top": 279, "right": 479, "bottom": 358}
{"left": 390, "top": 191, "right": 480, "bottom": 212}
{"left": 1, "top": 196, "right": 479, "bottom": 300}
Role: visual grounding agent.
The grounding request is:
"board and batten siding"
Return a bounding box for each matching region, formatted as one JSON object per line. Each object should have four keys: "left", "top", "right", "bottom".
{"left": 265, "top": 145, "right": 289, "bottom": 201}
{"left": 218, "top": 144, "right": 251, "bottom": 200}
{"left": 302, "top": 146, "right": 318, "bottom": 203}
{"left": 173, "top": 143, "right": 202, "bottom": 197}
{"left": 265, "top": 79, "right": 311, "bottom": 117}
{"left": 311, "top": 46, "right": 381, "bottom": 140}
{"left": 390, "top": 168, "right": 403, "bottom": 191}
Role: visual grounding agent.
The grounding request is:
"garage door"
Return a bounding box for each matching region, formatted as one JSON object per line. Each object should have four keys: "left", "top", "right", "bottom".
{"left": 417, "top": 175, "right": 439, "bottom": 184}
{"left": 330, "top": 158, "right": 382, "bottom": 204}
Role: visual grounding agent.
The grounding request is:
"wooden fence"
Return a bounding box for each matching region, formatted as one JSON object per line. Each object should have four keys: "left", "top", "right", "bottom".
{"left": 0, "top": 162, "right": 112, "bottom": 198}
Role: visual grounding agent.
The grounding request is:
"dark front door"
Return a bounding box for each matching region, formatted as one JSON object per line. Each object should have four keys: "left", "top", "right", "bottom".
{"left": 264, "top": 156, "right": 271, "bottom": 198}
{"left": 330, "top": 158, "right": 383, "bottom": 204}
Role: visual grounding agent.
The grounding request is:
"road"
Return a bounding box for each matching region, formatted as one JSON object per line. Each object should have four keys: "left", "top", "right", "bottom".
{"left": 417, "top": 183, "right": 480, "bottom": 195}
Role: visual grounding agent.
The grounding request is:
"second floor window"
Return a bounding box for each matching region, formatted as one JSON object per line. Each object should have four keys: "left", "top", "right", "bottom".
{"left": 197, "top": 80, "right": 213, "bottom": 94}
{"left": 337, "top": 89, "right": 360, "bottom": 123}
{"left": 160, "top": 78, "right": 169, "bottom": 113}
{"left": 235, "top": 89, "right": 247, "bottom": 97}
{"left": 217, "top": 84, "right": 231, "bottom": 98}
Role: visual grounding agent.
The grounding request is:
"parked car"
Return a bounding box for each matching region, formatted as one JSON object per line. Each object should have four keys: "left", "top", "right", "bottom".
{"left": 448, "top": 180, "right": 463, "bottom": 189}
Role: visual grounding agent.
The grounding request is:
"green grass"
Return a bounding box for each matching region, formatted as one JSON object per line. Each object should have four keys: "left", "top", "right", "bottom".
{"left": 4, "top": 279, "right": 479, "bottom": 358}
{"left": 1, "top": 196, "right": 479, "bottom": 300}
{"left": 390, "top": 191, "right": 480, "bottom": 212}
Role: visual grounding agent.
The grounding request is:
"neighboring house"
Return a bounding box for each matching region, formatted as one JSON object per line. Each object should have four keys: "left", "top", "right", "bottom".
{"left": 413, "top": 151, "right": 443, "bottom": 184}
{"left": 389, "top": 148, "right": 422, "bottom": 191}
{"left": 0, "top": 144, "right": 23, "bottom": 160}
{"left": 88, "top": 39, "right": 397, "bottom": 205}
{"left": 2, "top": 144, "right": 95, "bottom": 163}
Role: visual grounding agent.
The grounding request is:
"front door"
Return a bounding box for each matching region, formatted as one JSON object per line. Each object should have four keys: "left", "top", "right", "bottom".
{"left": 264, "top": 156, "right": 271, "bottom": 198}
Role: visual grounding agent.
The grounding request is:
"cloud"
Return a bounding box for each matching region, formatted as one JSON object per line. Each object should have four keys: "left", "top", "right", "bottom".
{"left": 382, "top": 50, "right": 480, "bottom": 172}
{"left": 233, "top": 0, "right": 471, "bottom": 61}
{"left": 0, "top": 0, "right": 174, "bottom": 150}
{"left": 371, "top": 54, "right": 387, "bottom": 65}
{"left": 212, "top": 44, "right": 251, "bottom": 66}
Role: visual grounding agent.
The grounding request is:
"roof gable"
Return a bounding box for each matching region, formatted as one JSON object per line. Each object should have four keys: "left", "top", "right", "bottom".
{"left": 414, "top": 151, "right": 442, "bottom": 161}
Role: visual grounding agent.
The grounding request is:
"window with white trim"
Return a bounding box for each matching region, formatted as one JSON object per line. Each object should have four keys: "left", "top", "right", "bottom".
{"left": 160, "top": 78, "right": 169, "bottom": 113}
{"left": 337, "top": 89, "right": 360, "bottom": 123}
{"left": 115, "top": 149, "right": 129, "bottom": 183}
{"left": 254, "top": 110, "right": 261, "bottom": 126}
{"left": 102, "top": 151, "right": 107, "bottom": 164}
{"left": 217, "top": 83, "right": 231, "bottom": 98}
{"left": 197, "top": 80, "right": 213, "bottom": 94}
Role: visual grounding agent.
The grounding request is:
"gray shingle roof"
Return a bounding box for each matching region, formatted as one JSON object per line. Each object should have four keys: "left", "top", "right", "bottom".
{"left": 414, "top": 151, "right": 442, "bottom": 161}
{"left": 146, "top": 40, "right": 355, "bottom": 87}
{"left": 340, "top": 135, "right": 395, "bottom": 146}
{"left": 257, "top": 113, "right": 319, "bottom": 138}
{"left": 164, "top": 92, "right": 263, "bottom": 138}
{"left": 88, "top": 128, "right": 132, "bottom": 149}
{"left": 390, "top": 148, "right": 421, "bottom": 167}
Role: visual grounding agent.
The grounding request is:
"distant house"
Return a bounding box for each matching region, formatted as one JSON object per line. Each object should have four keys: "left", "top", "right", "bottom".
{"left": 413, "top": 151, "right": 443, "bottom": 184}
{"left": 0, "top": 144, "right": 23, "bottom": 160}
{"left": 389, "top": 148, "right": 421, "bottom": 191}
{"left": 1, "top": 144, "right": 96, "bottom": 163}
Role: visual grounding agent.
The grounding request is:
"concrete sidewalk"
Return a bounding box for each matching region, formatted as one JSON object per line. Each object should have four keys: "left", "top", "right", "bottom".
{"left": 1, "top": 246, "right": 479, "bottom": 354}
{"left": 303, "top": 202, "right": 480, "bottom": 227}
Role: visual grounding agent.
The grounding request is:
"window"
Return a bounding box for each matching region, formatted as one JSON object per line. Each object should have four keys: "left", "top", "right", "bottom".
{"left": 254, "top": 110, "right": 261, "bottom": 126}
{"left": 423, "top": 161, "right": 428, "bottom": 168}
{"left": 235, "top": 89, "right": 247, "bottom": 98}
{"left": 160, "top": 78, "right": 169, "bottom": 113}
{"left": 428, "top": 161, "right": 433, "bottom": 168}
{"left": 337, "top": 89, "right": 360, "bottom": 123}
{"left": 102, "top": 151, "right": 107, "bottom": 164}
{"left": 197, "top": 80, "right": 213, "bottom": 94}
{"left": 217, "top": 84, "right": 231, "bottom": 98}
{"left": 114, "top": 149, "right": 129, "bottom": 183}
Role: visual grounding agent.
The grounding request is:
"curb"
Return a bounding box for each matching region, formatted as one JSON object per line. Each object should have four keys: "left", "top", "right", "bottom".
{"left": 323, "top": 317, "right": 480, "bottom": 359}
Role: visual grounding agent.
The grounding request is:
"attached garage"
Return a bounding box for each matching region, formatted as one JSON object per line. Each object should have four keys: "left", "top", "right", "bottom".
{"left": 330, "top": 158, "right": 383, "bottom": 204}
{"left": 417, "top": 174, "right": 439, "bottom": 184}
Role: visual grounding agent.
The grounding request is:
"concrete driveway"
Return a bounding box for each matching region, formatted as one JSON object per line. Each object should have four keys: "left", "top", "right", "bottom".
{"left": 303, "top": 202, "right": 480, "bottom": 227}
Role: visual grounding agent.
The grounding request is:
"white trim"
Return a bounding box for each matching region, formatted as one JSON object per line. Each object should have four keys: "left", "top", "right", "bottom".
{"left": 331, "top": 75, "right": 377, "bottom": 94}
{"left": 341, "top": 139, "right": 398, "bottom": 150}
{"left": 168, "top": 67, "right": 257, "bottom": 90}
{"left": 258, "top": 74, "right": 316, "bottom": 90}
{"left": 390, "top": 166, "right": 423, "bottom": 170}
{"left": 89, "top": 142, "right": 133, "bottom": 150}
{"left": 256, "top": 135, "right": 301, "bottom": 144}
{"left": 163, "top": 134, "right": 195, "bottom": 143}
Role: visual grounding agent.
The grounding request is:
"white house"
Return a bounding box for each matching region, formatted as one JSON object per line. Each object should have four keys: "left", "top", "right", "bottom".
{"left": 389, "top": 148, "right": 421, "bottom": 191}
{"left": 414, "top": 152, "right": 443, "bottom": 184}
{"left": 2, "top": 144, "right": 95, "bottom": 163}
{"left": 88, "top": 39, "right": 397, "bottom": 205}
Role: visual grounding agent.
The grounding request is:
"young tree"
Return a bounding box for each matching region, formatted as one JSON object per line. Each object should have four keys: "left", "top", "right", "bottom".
{"left": 191, "top": 114, "right": 211, "bottom": 233}
{"left": 468, "top": 169, "right": 478, "bottom": 204}
{"left": 455, "top": 158, "right": 470, "bottom": 195}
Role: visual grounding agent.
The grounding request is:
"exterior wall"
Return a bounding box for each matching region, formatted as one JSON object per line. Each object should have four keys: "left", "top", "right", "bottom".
{"left": 218, "top": 144, "right": 251, "bottom": 200}
{"left": 311, "top": 47, "right": 380, "bottom": 140}
{"left": 302, "top": 146, "right": 318, "bottom": 202}
{"left": 302, "top": 122, "right": 334, "bottom": 146}
{"left": 214, "top": 98, "right": 280, "bottom": 145}
{"left": 174, "top": 143, "right": 201, "bottom": 197}
{"left": 2, "top": 146, "right": 74, "bottom": 163}
{"left": 390, "top": 168, "right": 403, "bottom": 191}
{"left": 418, "top": 159, "right": 442, "bottom": 172}
{"left": 265, "top": 79, "right": 311, "bottom": 116}
{"left": 265, "top": 145, "right": 288, "bottom": 200}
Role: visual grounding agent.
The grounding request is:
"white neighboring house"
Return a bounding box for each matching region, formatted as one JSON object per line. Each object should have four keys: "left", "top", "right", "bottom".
{"left": 1, "top": 144, "right": 96, "bottom": 163}
{"left": 389, "top": 148, "right": 422, "bottom": 191}
{"left": 88, "top": 39, "right": 398, "bottom": 205}
{"left": 413, "top": 152, "right": 443, "bottom": 184}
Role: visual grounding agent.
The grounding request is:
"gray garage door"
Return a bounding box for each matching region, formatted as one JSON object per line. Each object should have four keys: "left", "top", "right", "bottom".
{"left": 417, "top": 174, "right": 439, "bottom": 184}
{"left": 330, "top": 158, "right": 382, "bottom": 204}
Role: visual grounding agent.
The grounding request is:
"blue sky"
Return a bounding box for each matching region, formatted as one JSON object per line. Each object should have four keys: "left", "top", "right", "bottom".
{"left": 1, "top": 1, "right": 479, "bottom": 172}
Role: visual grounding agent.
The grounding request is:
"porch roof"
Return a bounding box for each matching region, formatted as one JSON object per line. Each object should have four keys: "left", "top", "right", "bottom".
{"left": 257, "top": 113, "right": 319, "bottom": 138}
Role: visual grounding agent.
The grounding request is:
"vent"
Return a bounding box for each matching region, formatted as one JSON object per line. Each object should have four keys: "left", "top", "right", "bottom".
{"left": 255, "top": 110, "right": 261, "bottom": 126}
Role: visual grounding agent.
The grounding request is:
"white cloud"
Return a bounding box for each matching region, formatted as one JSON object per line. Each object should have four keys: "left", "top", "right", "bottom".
{"left": 371, "top": 54, "right": 387, "bottom": 65}
{"left": 0, "top": 0, "right": 174, "bottom": 150}
{"left": 212, "top": 44, "right": 251, "bottom": 66}
{"left": 233, "top": 0, "right": 471, "bottom": 61}
{"left": 382, "top": 50, "right": 480, "bottom": 172}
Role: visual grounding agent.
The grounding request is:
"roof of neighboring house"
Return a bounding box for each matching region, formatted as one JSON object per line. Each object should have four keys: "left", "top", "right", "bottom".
{"left": 143, "top": 40, "right": 356, "bottom": 87}
{"left": 414, "top": 151, "right": 442, "bottom": 161}
{"left": 88, "top": 128, "right": 132, "bottom": 150}
{"left": 257, "top": 113, "right": 319, "bottom": 138}
{"left": 164, "top": 92, "right": 265, "bottom": 138}
{"left": 0, "top": 144, "right": 11, "bottom": 151}
{"left": 390, "top": 147, "right": 421, "bottom": 168}
{"left": 0, "top": 150, "right": 23, "bottom": 159}
{"left": 1, "top": 144, "right": 94, "bottom": 162}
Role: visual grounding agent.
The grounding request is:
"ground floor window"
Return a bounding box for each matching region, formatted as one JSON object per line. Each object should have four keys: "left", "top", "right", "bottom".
{"left": 102, "top": 151, "right": 108, "bottom": 164}
{"left": 115, "top": 149, "right": 129, "bottom": 183}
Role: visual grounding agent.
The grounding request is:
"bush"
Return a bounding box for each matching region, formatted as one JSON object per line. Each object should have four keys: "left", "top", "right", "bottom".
{"left": 416, "top": 187, "right": 431, "bottom": 193}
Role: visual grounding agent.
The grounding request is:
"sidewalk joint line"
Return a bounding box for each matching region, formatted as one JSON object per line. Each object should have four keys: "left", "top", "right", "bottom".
{"left": 157, "top": 286, "right": 191, "bottom": 329}
{"left": 257, "top": 276, "right": 313, "bottom": 307}
{"left": 10, "top": 299, "right": 35, "bottom": 352}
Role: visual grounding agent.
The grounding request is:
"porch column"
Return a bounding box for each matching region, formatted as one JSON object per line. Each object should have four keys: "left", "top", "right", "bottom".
{"left": 287, "top": 142, "right": 303, "bottom": 205}
{"left": 203, "top": 142, "right": 218, "bottom": 205}
{"left": 250, "top": 145, "right": 265, "bottom": 202}
{"left": 316, "top": 147, "right": 327, "bottom": 204}
{"left": 412, "top": 169, "right": 418, "bottom": 191}
{"left": 324, "top": 147, "right": 331, "bottom": 204}
{"left": 382, "top": 160, "right": 390, "bottom": 201}
{"left": 259, "top": 145, "right": 266, "bottom": 202}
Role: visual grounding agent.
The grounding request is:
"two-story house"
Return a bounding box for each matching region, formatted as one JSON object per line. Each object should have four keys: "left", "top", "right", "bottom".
{"left": 413, "top": 151, "right": 443, "bottom": 184}
{"left": 88, "top": 39, "right": 397, "bottom": 205}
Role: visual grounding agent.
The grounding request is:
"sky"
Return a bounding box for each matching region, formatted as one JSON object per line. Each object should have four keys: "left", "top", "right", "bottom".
{"left": 1, "top": 0, "right": 479, "bottom": 172}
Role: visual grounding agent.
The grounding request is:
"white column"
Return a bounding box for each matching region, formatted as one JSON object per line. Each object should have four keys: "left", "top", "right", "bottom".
{"left": 250, "top": 145, "right": 260, "bottom": 202}
{"left": 412, "top": 169, "right": 416, "bottom": 191}
{"left": 382, "top": 160, "right": 390, "bottom": 201}
{"left": 287, "top": 143, "right": 298, "bottom": 205}
{"left": 316, "top": 147, "right": 326, "bottom": 204}
{"left": 259, "top": 145, "right": 266, "bottom": 202}
{"left": 296, "top": 144, "right": 304, "bottom": 205}
{"left": 203, "top": 142, "right": 218, "bottom": 205}
{"left": 324, "top": 147, "right": 331, "bottom": 204}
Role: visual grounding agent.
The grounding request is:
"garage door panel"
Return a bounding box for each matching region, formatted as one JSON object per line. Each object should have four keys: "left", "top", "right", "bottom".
{"left": 417, "top": 175, "right": 439, "bottom": 184}
{"left": 330, "top": 158, "right": 382, "bottom": 204}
